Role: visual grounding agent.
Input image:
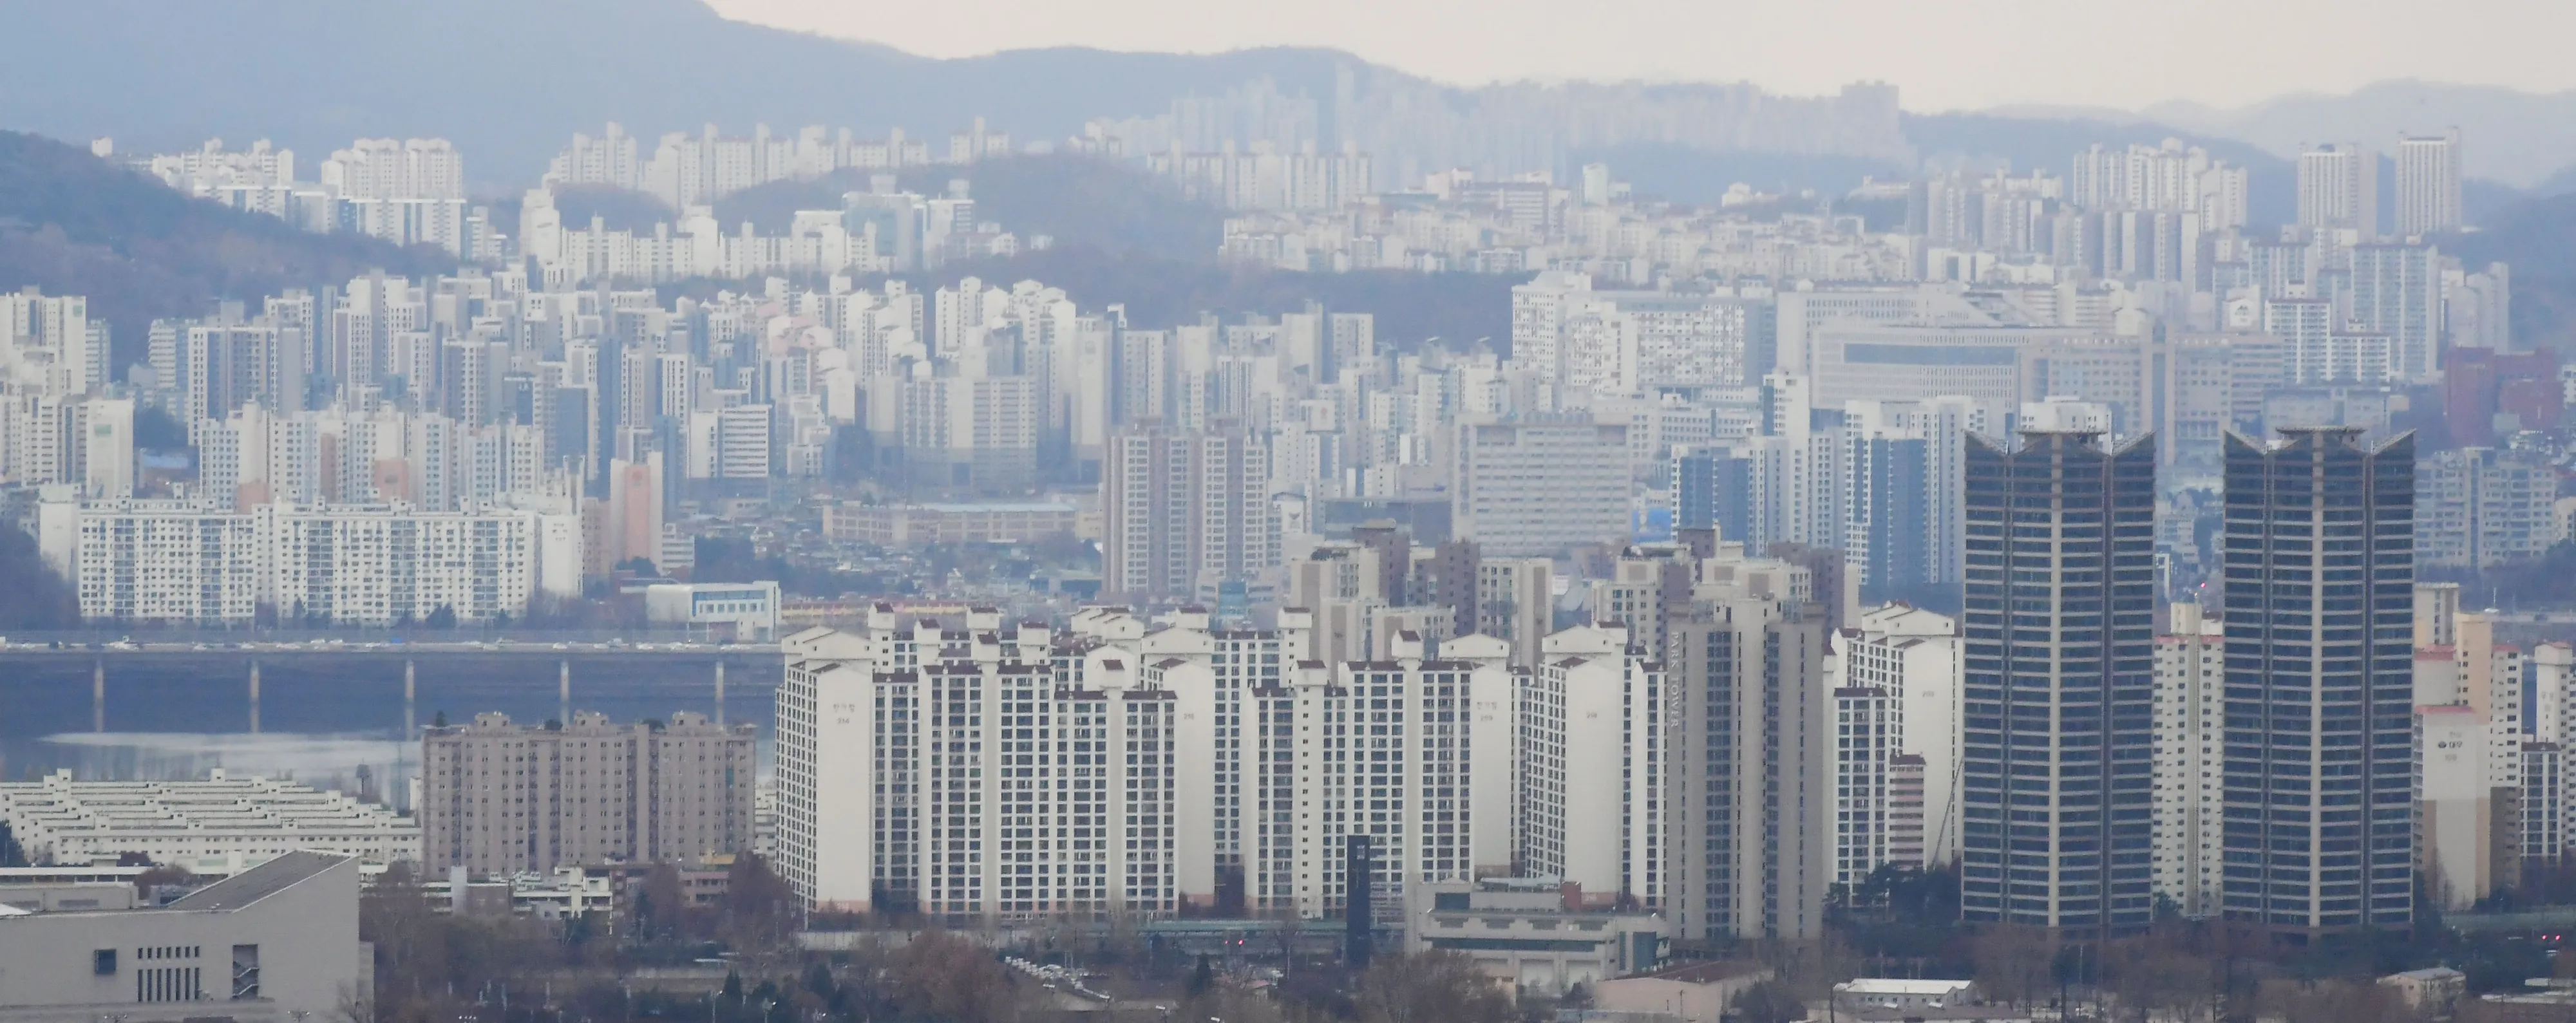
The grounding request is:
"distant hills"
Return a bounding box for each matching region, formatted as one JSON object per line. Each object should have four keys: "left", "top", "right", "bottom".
{"left": 2143, "top": 80, "right": 2576, "bottom": 190}
{"left": 0, "top": 0, "right": 1358, "bottom": 190}
{"left": 10, "top": 0, "right": 2576, "bottom": 215}
{"left": 0, "top": 130, "right": 448, "bottom": 368}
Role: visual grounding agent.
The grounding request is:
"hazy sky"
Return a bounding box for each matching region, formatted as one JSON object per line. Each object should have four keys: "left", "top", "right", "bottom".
{"left": 709, "top": 0, "right": 2576, "bottom": 111}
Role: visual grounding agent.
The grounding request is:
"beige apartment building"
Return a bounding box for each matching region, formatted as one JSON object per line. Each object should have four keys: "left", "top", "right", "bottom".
{"left": 421, "top": 710, "right": 755, "bottom": 874}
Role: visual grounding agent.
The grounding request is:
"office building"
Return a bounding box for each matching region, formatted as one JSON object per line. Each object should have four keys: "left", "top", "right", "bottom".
{"left": 0, "top": 852, "right": 366, "bottom": 1023}
{"left": 421, "top": 711, "right": 757, "bottom": 874}
{"left": 1453, "top": 418, "right": 1631, "bottom": 558}
{"left": 2221, "top": 427, "right": 2415, "bottom": 933}
{"left": 2394, "top": 131, "right": 2463, "bottom": 236}
{"left": 1959, "top": 427, "right": 2155, "bottom": 934}
{"left": 0, "top": 769, "right": 418, "bottom": 870}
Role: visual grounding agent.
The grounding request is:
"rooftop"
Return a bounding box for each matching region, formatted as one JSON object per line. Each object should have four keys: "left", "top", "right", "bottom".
{"left": 167, "top": 850, "right": 349, "bottom": 912}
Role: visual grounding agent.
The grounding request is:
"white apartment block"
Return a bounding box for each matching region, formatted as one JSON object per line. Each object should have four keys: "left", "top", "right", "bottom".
{"left": 2394, "top": 130, "right": 2463, "bottom": 237}
{"left": 2152, "top": 604, "right": 2224, "bottom": 918}
{"left": 778, "top": 607, "right": 1535, "bottom": 925}
{"left": 1, "top": 288, "right": 105, "bottom": 398}
{"left": 1519, "top": 625, "right": 1665, "bottom": 908}
{"left": 43, "top": 499, "right": 264, "bottom": 624}
{"left": 0, "top": 769, "right": 419, "bottom": 870}
{"left": 37, "top": 500, "right": 581, "bottom": 625}
{"left": 1835, "top": 603, "right": 1963, "bottom": 870}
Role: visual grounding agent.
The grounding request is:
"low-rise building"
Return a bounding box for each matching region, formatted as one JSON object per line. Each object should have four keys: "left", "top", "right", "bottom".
{"left": 824, "top": 502, "right": 1078, "bottom": 546}
{"left": 1404, "top": 877, "right": 1670, "bottom": 997}
{"left": 645, "top": 581, "right": 783, "bottom": 639}
{"left": 1590, "top": 961, "right": 1774, "bottom": 1023}
{"left": 2382, "top": 968, "right": 2467, "bottom": 1015}
{"left": 0, "top": 850, "right": 367, "bottom": 1023}
{"left": 0, "top": 769, "right": 418, "bottom": 870}
{"left": 1832, "top": 979, "right": 1982, "bottom": 1012}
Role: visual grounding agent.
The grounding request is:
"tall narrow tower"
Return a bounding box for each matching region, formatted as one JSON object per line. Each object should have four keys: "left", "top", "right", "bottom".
{"left": 1960, "top": 428, "right": 2156, "bottom": 936}
{"left": 2221, "top": 427, "right": 2416, "bottom": 934}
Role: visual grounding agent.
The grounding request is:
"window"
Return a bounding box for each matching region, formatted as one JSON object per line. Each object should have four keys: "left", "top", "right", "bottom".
{"left": 95, "top": 949, "right": 117, "bottom": 975}
{"left": 231, "top": 945, "right": 260, "bottom": 999}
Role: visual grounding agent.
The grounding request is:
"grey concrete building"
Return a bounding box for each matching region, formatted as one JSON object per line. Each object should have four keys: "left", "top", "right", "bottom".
{"left": 421, "top": 710, "right": 755, "bottom": 874}
{"left": 0, "top": 851, "right": 365, "bottom": 1023}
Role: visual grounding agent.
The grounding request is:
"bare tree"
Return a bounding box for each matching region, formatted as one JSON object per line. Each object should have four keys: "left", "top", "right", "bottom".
{"left": 1968, "top": 924, "right": 2056, "bottom": 1012}
{"left": 1356, "top": 950, "right": 1511, "bottom": 1023}
{"left": 893, "top": 930, "right": 1019, "bottom": 1023}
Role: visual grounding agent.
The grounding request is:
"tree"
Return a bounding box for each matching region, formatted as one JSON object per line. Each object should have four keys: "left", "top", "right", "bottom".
{"left": 1356, "top": 950, "right": 1511, "bottom": 1023}
{"left": 1969, "top": 924, "right": 2056, "bottom": 1011}
{"left": 0, "top": 523, "right": 77, "bottom": 629}
{"left": 1188, "top": 953, "right": 1215, "bottom": 997}
{"left": 719, "top": 852, "right": 797, "bottom": 952}
{"left": 891, "top": 930, "right": 1017, "bottom": 1023}
{"left": 131, "top": 865, "right": 197, "bottom": 902}
{"left": 423, "top": 605, "right": 457, "bottom": 630}
{"left": 1733, "top": 980, "right": 1806, "bottom": 1023}
{"left": 633, "top": 863, "right": 692, "bottom": 941}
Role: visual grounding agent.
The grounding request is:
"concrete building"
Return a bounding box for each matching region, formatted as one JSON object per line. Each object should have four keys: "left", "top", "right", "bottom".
{"left": 823, "top": 501, "right": 1077, "bottom": 546}
{"left": 643, "top": 581, "right": 782, "bottom": 639}
{"left": 0, "top": 851, "right": 366, "bottom": 1023}
{"left": 420, "top": 711, "right": 755, "bottom": 874}
{"left": 1518, "top": 624, "right": 1665, "bottom": 908}
{"left": 1475, "top": 557, "right": 1555, "bottom": 668}
{"left": 2298, "top": 143, "right": 2377, "bottom": 238}
{"left": 2418, "top": 447, "right": 2554, "bottom": 570}
{"left": 773, "top": 608, "right": 1495, "bottom": 923}
{"left": 2420, "top": 705, "right": 2497, "bottom": 910}
{"left": 1452, "top": 418, "right": 1630, "bottom": 558}
{"left": 1837, "top": 603, "right": 1964, "bottom": 869}
{"left": 1959, "top": 428, "right": 2155, "bottom": 935}
{"left": 1590, "top": 961, "right": 1774, "bottom": 1023}
{"left": 2222, "top": 427, "right": 2416, "bottom": 933}
{"left": 37, "top": 499, "right": 582, "bottom": 626}
{"left": 1665, "top": 547, "right": 1832, "bottom": 944}
{"left": 1403, "top": 876, "right": 1671, "bottom": 997}
{"left": 2152, "top": 603, "right": 2225, "bottom": 919}
{"left": 1833, "top": 682, "right": 1899, "bottom": 888}
{"left": 0, "top": 770, "right": 417, "bottom": 870}
{"left": 1103, "top": 420, "right": 1278, "bottom": 603}
{"left": 2394, "top": 130, "right": 2463, "bottom": 237}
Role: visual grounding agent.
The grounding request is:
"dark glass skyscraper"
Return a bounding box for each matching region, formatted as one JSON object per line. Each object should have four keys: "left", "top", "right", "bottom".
{"left": 1960, "top": 429, "right": 2155, "bottom": 935}
{"left": 2221, "top": 427, "right": 2416, "bottom": 934}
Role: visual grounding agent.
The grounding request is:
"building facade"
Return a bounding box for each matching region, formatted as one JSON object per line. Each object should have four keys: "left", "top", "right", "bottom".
{"left": 2221, "top": 427, "right": 2416, "bottom": 933}
{"left": 421, "top": 711, "right": 755, "bottom": 874}
{"left": 1960, "top": 428, "right": 2155, "bottom": 934}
